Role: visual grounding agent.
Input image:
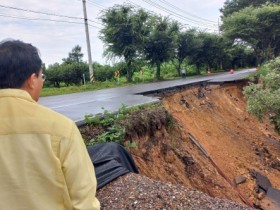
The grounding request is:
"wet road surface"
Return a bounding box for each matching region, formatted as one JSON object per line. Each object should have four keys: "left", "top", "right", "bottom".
{"left": 39, "top": 68, "right": 256, "bottom": 124}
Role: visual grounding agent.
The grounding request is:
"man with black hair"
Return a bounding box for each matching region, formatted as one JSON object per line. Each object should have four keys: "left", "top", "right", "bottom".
{"left": 0, "top": 39, "right": 100, "bottom": 210}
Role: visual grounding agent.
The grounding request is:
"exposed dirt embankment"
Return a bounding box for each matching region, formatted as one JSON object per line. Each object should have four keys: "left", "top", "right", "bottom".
{"left": 123, "top": 81, "right": 280, "bottom": 208}
{"left": 80, "top": 81, "right": 280, "bottom": 209}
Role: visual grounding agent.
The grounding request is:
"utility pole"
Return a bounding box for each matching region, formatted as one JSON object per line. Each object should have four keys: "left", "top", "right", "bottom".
{"left": 82, "top": 0, "right": 94, "bottom": 82}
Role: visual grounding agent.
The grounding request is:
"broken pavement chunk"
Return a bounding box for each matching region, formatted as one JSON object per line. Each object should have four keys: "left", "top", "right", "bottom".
{"left": 266, "top": 187, "right": 280, "bottom": 207}
{"left": 256, "top": 172, "right": 272, "bottom": 192}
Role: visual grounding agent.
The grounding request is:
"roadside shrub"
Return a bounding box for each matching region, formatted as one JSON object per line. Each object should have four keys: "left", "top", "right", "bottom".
{"left": 45, "top": 62, "right": 88, "bottom": 87}
{"left": 94, "top": 65, "right": 115, "bottom": 81}
{"left": 85, "top": 105, "right": 129, "bottom": 146}
{"left": 243, "top": 57, "right": 280, "bottom": 133}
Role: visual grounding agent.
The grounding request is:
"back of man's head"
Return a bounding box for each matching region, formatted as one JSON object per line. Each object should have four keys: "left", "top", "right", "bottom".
{"left": 0, "top": 39, "right": 42, "bottom": 89}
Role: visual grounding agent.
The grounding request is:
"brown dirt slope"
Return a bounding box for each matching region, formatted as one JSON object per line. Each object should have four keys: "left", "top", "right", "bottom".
{"left": 81, "top": 81, "right": 280, "bottom": 209}
{"left": 124, "top": 81, "right": 280, "bottom": 208}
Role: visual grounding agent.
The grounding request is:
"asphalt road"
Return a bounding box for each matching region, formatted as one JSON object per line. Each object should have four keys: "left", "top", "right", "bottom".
{"left": 39, "top": 68, "right": 256, "bottom": 125}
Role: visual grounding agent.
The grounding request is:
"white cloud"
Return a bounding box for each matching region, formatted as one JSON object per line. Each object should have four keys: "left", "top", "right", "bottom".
{"left": 0, "top": 0, "right": 225, "bottom": 66}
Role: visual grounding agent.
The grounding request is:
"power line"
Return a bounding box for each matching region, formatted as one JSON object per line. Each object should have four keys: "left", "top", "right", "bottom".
{"left": 1, "top": 1, "right": 217, "bottom": 32}
{"left": 125, "top": 0, "right": 217, "bottom": 31}
{"left": 88, "top": 23, "right": 102, "bottom": 29}
{"left": 0, "top": 13, "right": 101, "bottom": 29}
{"left": 158, "top": 0, "right": 217, "bottom": 24}
{"left": 75, "top": 0, "right": 106, "bottom": 9}
{"left": 74, "top": 1, "right": 104, "bottom": 25}
{"left": 0, "top": 13, "right": 83, "bottom": 24}
{"left": 87, "top": 0, "right": 106, "bottom": 9}
{"left": 83, "top": 0, "right": 217, "bottom": 28}
{"left": 141, "top": 0, "right": 217, "bottom": 29}
{"left": 125, "top": 0, "right": 190, "bottom": 29}
{"left": 0, "top": 4, "right": 83, "bottom": 20}
{"left": 125, "top": 0, "right": 141, "bottom": 8}
{"left": 75, "top": 0, "right": 218, "bottom": 31}
{"left": 124, "top": 0, "right": 190, "bottom": 27}
{"left": 0, "top": 5, "right": 102, "bottom": 27}
{"left": 88, "top": 19, "right": 103, "bottom": 25}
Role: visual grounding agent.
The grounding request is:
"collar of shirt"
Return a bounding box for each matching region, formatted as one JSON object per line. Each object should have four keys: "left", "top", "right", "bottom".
{"left": 0, "top": 89, "right": 35, "bottom": 103}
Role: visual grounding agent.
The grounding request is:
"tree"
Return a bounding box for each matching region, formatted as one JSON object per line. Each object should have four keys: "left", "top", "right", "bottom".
{"left": 45, "top": 63, "right": 63, "bottom": 87}
{"left": 220, "top": 0, "right": 280, "bottom": 19}
{"left": 61, "top": 63, "right": 88, "bottom": 86}
{"left": 222, "top": 5, "right": 280, "bottom": 63}
{"left": 173, "top": 29, "right": 197, "bottom": 76}
{"left": 225, "top": 42, "right": 256, "bottom": 69}
{"left": 45, "top": 62, "right": 88, "bottom": 87}
{"left": 143, "top": 17, "right": 179, "bottom": 80}
{"left": 100, "top": 5, "right": 150, "bottom": 82}
{"left": 243, "top": 57, "right": 280, "bottom": 132}
{"left": 187, "top": 32, "right": 224, "bottom": 73}
{"left": 62, "top": 45, "right": 84, "bottom": 64}
{"left": 201, "top": 33, "right": 225, "bottom": 70}
{"left": 93, "top": 62, "right": 115, "bottom": 81}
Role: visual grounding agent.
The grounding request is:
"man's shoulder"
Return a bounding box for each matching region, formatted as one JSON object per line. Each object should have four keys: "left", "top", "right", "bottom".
{"left": 37, "top": 103, "right": 70, "bottom": 120}
{"left": 36, "top": 104, "right": 76, "bottom": 136}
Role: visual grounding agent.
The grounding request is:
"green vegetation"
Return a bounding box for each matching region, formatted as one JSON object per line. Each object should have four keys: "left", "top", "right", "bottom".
{"left": 42, "top": 59, "right": 201, "bottom": 96}
{"left": 222, "top": 4, "right": 280, "bottom": 63}
{"left": 42, "top": 1, "right": 279, "bottom": 98}
{"left": 221, "top": 0, "right": 280, "bottom": 132}
{"left": 85, "top": 107, "right": 126, "bottom": 146}
{"left": 243, "top": 57, "right": 280, "bottom": 132}
{"left": 99, "top": 3, "right": 259, "bottom": 80}
{"left": 84, "top": 105, "right": 129, "bottom": 146}
{"left": 83, "top": 103, "right": 163, "bottom": 147}
{"left": 220, "top": 0, "right": 279, "bottom": 19}
{"left": 41, "top": 80, "right": 129, "bottom": 97}
{"left": 100, "top": 5, "right": 150, "bottom": 82}
{"left": 143, "top": 17, "right": 179, "bottom": 80}
{"left": 173, "top": 29, "right": 197, "bottom": 76}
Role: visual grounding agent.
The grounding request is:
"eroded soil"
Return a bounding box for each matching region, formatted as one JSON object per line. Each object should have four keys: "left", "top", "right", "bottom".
{"left": 80, "top": 81, "right": 280, "bottom": 209}
{"left": 160, "top": 82, "right": 280, "bottom": 206}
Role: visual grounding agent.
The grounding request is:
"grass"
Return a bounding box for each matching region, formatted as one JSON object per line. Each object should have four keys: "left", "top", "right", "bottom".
{"left": 41, "top": 69, "right": 214, "bottom": 97}
{"left": 41, "top": 80, "right": 132, "bottom": 97}
{"left": 84, "top": 103, "right": 163, "bottom": 147}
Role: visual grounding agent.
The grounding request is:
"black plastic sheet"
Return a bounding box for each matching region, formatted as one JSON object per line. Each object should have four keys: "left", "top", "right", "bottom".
{"left": 87, "top": 142, "right": 138, "bottom": 189}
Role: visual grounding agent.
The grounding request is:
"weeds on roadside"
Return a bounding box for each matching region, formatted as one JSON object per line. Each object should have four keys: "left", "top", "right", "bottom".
{"left": 84, "top": 103, "right": 164, "bottom": 147}
{"left": 85, "top": 104, "right": 135, "bottom": 147}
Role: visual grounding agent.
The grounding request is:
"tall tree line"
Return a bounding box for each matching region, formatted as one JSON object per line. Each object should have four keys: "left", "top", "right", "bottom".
{"left": 223, "top": 0, "right": 280, "bottom": 132}
{"left": 99, "top": 4, "right": 259, "bottom": 81}
{"left": 221, "top": 0, "right": 280, "bottom": 64}
{"left": 45, "top": 1, "right": 279, "bottom": 84}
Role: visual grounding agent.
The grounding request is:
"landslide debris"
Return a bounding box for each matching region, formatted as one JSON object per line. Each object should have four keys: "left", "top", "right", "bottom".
{"left": 80, "top": 81, "right": 280, "bottom": 210}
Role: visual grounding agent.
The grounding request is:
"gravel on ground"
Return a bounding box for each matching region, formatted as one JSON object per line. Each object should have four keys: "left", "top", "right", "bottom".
{"left": 97, "top": 173, "right": 253, "bottom": 210}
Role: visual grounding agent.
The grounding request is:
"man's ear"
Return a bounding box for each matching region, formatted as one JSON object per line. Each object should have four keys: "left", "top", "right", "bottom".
{"left": 24, "top": 73, "right": 37, "bottom": 90}
{"left": 21, "top": 73, "right": 37, "bottom": 92}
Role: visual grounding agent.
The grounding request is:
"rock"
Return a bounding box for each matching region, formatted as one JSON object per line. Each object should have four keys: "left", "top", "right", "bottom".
{"left": 256, "top": 172, "right": 272, "bottom": 192}
{"left": 234, "top": 175, "right": 246, "bottom": 185}
{"left": 257, "top": 191, "right": 265, "bottom": 200}
{"left": 271, "top": 158, "right": 280, "bottom": 170}
{"left": 266, "top": 187, "right": 280, "bottom": 207}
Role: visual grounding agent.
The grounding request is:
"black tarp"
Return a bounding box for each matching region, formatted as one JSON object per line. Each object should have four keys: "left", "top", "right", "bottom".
{"left": 87, "top": 142, "right": 139, "bottom": 189}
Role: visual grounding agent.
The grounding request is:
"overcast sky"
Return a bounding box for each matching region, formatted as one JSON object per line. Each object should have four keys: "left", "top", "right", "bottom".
{"left": 1, "top": 0, "right": 225, "bottom": 66}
